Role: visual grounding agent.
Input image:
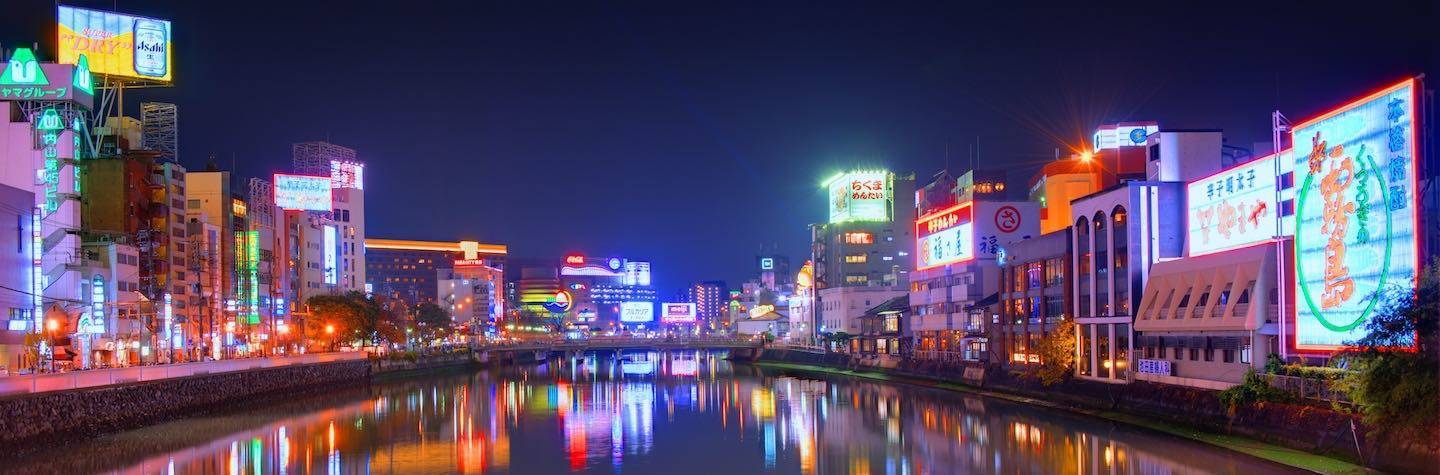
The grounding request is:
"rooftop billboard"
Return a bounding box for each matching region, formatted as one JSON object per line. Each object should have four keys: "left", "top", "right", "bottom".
{"left": 660, "top": 302, "right": 696, "bottom": 323}
{"left": 1186, "top": 153, "right": 1281, "bottom": 256}
{"left": 1291, "top": 79, "right": 1419, "bottom": 352}
{"left": 57, "top": 5, "right": 172, "bottom": 82}
{"left": 826, "top": 170, "right": 892, "bottom": 223}
{"left": 620, "top": 301, "right": 654, "bottom": 323}
{"left": 273, "top": 174, "right": 333, "bottom": 211}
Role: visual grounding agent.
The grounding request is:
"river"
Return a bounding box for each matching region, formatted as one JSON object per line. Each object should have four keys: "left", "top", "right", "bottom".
{"left": 4, "top": 350, "right": 1300, "bottom": 474}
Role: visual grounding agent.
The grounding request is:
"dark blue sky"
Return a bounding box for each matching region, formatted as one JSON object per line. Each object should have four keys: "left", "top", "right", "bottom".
{"left": 4, "top": 1, "right": 1434, "bottom": 294}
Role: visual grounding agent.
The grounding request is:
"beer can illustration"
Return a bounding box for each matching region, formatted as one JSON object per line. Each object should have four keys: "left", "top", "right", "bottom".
{"left": 133, "top": 18, "right": 168, "bottom": 78}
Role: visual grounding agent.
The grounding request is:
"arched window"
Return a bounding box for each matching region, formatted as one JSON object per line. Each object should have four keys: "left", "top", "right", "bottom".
{"left": 1075, "top": 216, "right": 1090, "bottom": 318}
{"left": 1093, "top": 211, "right": 1109, "bottom": 316}
{"left": 1112, "top": 206, "right": 1129, "bottom": 315}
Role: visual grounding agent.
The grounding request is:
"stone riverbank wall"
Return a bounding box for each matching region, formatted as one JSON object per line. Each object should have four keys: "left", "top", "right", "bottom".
{"left": 0, "top": 359, "right": 370, "bottom": 448}
{"left": 752, "top": 348, "right": 1438, "bottom": 474}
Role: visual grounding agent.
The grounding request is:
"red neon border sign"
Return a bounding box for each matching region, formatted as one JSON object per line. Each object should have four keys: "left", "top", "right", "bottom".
{"left": 1288, "top": 77, "right": 1422, "bottom": 355}
{"left": 914, "top": 201, "right": 974, "bottom": 271}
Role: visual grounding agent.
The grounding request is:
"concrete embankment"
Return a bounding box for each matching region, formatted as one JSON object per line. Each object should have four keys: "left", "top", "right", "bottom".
{"left": 0, "top": 359, "right": 370, "bottom": 448}
{"left": 746, "top": 348, "right": 1436, "bottom": 475}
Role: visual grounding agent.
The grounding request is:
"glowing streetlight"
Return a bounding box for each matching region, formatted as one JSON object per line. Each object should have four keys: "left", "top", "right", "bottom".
{"left": 1079, "top": 151, "right": 1094, "bottom": 162}
{"left": 325, "top": 324, "right": 335, "bottom": 334}
{"left": 45, "top": 318, "right": 59, "bottom": 332}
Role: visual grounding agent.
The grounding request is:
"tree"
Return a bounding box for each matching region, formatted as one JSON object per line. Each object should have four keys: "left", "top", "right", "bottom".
{"left": 306, "top": 292, "right": 405, "bottom": 349}
{"left": 1334, "top": 260, "right": 1440, "bottom": 450}
{"left": 414, "top": 302, "right": 453, "bottom": 341}
{"left": 1034, "top": 319, "right": 1076, "bottom": 386}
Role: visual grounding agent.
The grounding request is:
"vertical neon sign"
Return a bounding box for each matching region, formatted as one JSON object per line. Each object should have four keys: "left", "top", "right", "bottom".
{"left": 87, "top": 275, "right": 104, "bottom": 334}
{"left": 36, "top": 109, "right": 63, "bottom": 214}
{"left": 30, "top": 208, "right": 42, "bottom": 333}
{"left": 323, "top": 225, "right": 338, "bottom": 285}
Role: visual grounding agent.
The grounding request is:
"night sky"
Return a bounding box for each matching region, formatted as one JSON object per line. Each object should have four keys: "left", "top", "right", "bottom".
{"left": 3, "top": 1, "right": 1435, "bottom": 294}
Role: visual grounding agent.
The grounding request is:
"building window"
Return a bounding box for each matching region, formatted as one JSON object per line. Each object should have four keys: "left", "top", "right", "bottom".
{"left": 1223, "top": 349, "right": 1236, "bottom": 363}
{"left": 845, "top": 274, "right": 868, "bottom": 285}
{"left": 842, "top": 232, "right": 874, "bottom": 245}
{"left": 845, "top": 254, "right": 867, "bottom": 263}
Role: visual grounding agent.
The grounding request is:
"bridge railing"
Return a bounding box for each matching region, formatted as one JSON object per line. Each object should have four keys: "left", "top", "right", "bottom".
{"left": 470, "top": 336, "right": 762, "bottom": 351}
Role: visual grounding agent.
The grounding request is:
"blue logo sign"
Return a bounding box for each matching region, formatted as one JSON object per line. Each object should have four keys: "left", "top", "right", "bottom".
{"left": 1128, "top": 128, "right": 1148, "bottom": 144}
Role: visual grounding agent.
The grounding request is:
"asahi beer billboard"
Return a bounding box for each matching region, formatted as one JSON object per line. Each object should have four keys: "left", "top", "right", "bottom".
{"left": 58, "top": 6, "right": 172, "bottom": 82}
{"left": 1291, "top": 79, "right": 1419, "bottom": 352}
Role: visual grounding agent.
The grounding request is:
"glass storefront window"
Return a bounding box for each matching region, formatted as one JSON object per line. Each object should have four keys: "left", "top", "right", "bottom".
{"left": 1097, "top": 324, "right": 1111, "bottom": 379}
{"left": 1078, "top": 324, "right": 1092, "bottom": 376}
{"left": 1115, "top": 323, "right": 1129, "bottom": 380}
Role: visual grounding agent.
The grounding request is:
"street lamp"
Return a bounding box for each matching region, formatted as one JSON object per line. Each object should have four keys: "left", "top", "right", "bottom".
{"left": 325, "top": 323, "right": 336, "bottom": 352}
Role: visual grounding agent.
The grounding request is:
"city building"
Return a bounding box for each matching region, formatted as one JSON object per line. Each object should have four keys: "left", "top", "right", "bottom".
{"left": 908, "top": 170, "right": 1039, "bottom": 362}
{"left": 293, "top": 141, "right": 366, "bottom": 293}
{"left": 1069, "top": 128, "right": 1230, "bottom": 383}
{"left": 993, "top": 229, "right": 1070, "bottom": 368}
{"left": 364, "top": 238, "right": 507, "bottom": 310}
{"left": 1133, "top": 244, "right": 1279, "bottom": 389}
{"left": 856, "top": 295, "right": 908, "bottom": 359}
{"left": 685, "top": 280, "right": 727, "bottom": 332}
{"left": 818, "top": 286, "right": 908, "bottom": 341}
{"left": 0, "top": 50, "right": 105, "bottom": 368}
{"left": 809, "top": 169, "right": 915, "bottom": 341}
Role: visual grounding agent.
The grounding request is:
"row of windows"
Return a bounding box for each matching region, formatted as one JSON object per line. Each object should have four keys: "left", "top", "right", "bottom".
{"left": 1075, "top": 206, "right": 1130, "bottom": 318}
{"left": 1141, "top": 345, "right": 1252, "bottom": 364}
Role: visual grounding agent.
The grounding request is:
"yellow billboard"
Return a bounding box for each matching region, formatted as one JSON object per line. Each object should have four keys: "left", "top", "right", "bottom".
{"left": 57, "top": 6, "right": 172, "bottom": 82}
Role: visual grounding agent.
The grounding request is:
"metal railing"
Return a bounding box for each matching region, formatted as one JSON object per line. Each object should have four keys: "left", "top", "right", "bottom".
{"left": 0, "top": 352, "right": 365, "bottom": 396}
{"left": 1264, "top": 373, "right": 1351, "bottom": 405}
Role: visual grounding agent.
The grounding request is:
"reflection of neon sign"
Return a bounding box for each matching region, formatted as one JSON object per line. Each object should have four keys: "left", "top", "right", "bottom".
{"left": 915, "top": 202, "right": 975, "bottom": 270}
{"left": 1292, "top": 79, "right": 1419, "bottom": 352}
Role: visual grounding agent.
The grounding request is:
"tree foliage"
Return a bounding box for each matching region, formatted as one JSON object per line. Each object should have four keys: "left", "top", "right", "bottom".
{"left": 1035, "top": 319, "right": 1076, "bottom": 386}
{"left": 307, "top": 292, "right": 405, "bottom": 347}
{"left": 414, "top": 302, "right": 453, "bottom": 340}
{"left": 1334, "top": 260, "right": 1440, "bottom": 450}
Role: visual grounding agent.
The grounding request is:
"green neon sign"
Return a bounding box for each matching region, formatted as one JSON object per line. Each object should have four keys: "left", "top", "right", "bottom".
{"left": 72, "top": 54, "right": 93, "bottom": 95}
{"left": 0, "top": 48, "right": 48, "bottom": 86}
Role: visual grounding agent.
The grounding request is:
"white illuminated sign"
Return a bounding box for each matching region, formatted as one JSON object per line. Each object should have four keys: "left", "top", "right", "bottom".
{"left": 274, "top": 174, "right": 333, "bottom": 211}
{"left": 660, "top": 303, "right": 696, "bottom": 323}
{"left": 323, "top": 225, "right": 338, "bottom": 285}
{"left": 1186, "top": 154, "right": 1280, "bottom": 256}
{"left": 620, "top": 302, "right": 654, "bottom": 323}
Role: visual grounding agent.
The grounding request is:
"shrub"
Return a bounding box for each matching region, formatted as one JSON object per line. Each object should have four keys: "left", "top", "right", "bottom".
{"left": 1217, "top": 369, "right": 1291, "bottom": 414}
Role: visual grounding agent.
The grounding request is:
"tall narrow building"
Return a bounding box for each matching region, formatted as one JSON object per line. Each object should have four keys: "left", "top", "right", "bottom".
{"left": 293, "top": 141, "right": 365, "bottom": 293}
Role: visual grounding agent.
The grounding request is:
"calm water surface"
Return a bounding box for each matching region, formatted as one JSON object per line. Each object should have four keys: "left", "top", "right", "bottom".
{"left": 7, "top": 350, "right": 1298, "bottom": 474}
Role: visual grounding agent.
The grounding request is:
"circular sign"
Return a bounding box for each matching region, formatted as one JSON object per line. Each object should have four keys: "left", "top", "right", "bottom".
{"left": 541, "top": 290, "right": 573, "bottom": 313}
{"left": 607, "top": 257, "right": 622, "bottom": 270}
{"left": 994, "top": 205, "right": 1021, "bottom": 233}
{"left": 1129, "top": 127, "right": 1148, "bottom": 144}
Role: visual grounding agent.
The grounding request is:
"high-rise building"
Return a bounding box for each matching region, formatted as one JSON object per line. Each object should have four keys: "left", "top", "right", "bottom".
{"left": 294, "top": 141, "right": 366, "bottom": 293}
{"left": 364, "top": 238, "right": 508, "bottom": 312}
{"left": 809, "top": 170, "right": 915, "bottom": 339}
{"left": 686, "top": 281, "right": 727, "bottom": 331}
